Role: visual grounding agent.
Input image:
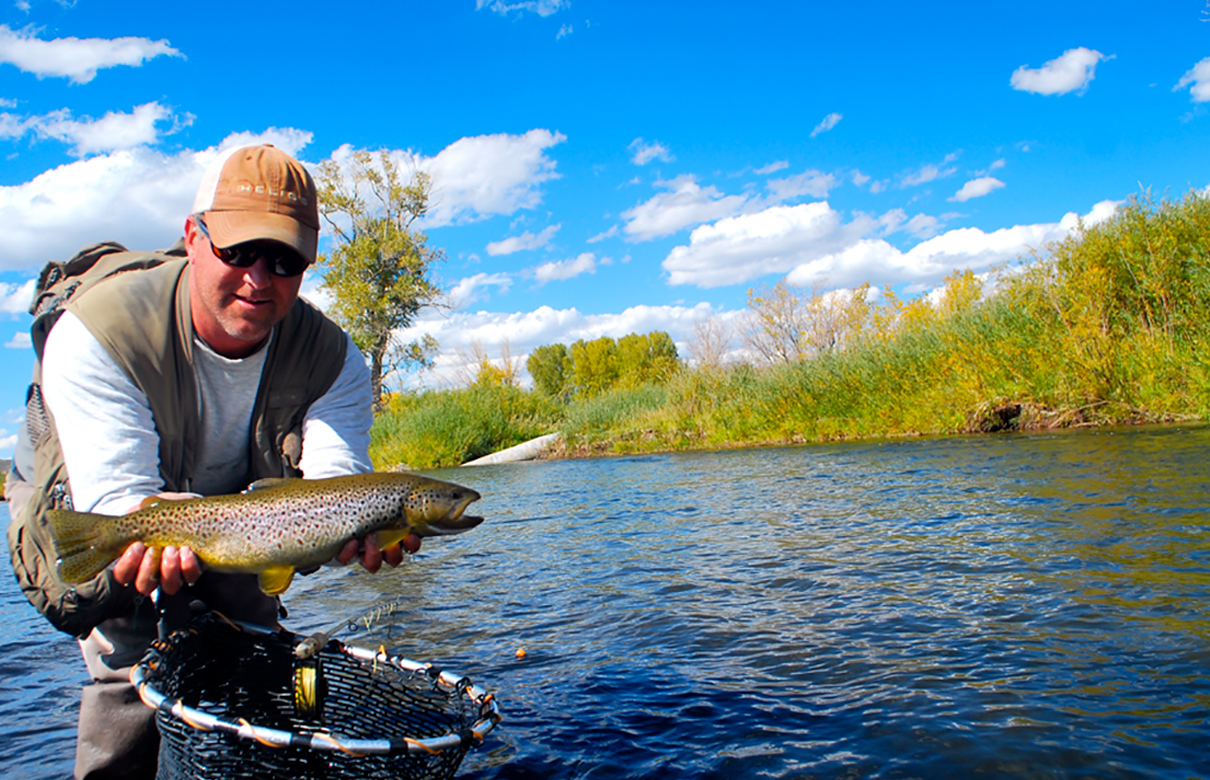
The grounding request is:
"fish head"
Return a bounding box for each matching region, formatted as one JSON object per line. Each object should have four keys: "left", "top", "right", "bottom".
{"left": 404, "top": 477, "right": 484, "bottom": 537}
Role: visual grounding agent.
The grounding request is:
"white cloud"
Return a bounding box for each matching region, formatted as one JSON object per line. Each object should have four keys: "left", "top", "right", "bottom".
{"left": 904, "top": 213, "right": 941, "bottom": 239}
{"left": 298, "top": 268, "right": 332, "bottom": 312}
{"left": 901, "top": 153, "right": 959, "bottom": 187}
{"left": 950, "top": 176, "right": 1006, "bottom": 202}
{"left": 0, "top": 24, "right": 183, "bottom": 84}
{"left": 5, "top": 331, "right": 31, "bottom": 349}
{"left": 1, "top": 111, "right": 35, "bottom": 138}
{"left": 622, "top": 175, "right": 748, "bottom": 241}
{"left": 0, "top": 431, "right": 16, "bottom": 453}
{"left": 1, "top": 101, "right": 188, "bottom": 156}
{"left": 1011, "top": 47, "right": 1107, "bottom": 96}
{"left": 476, "top": 0, "right": 568, "bottom": 16}
{"left": 587, "top": 225, "right": 618, "bottom": 243}
{"left": 665, "top": 200, "right": 1111, "bottom": 291}
{"left": 852, "top": 169, "right": 871, "bottom": 186}
{"left": 766, "top": 169, "right": 836, "bottom": 202}
{"left": 755, "top": 160, "right": 789, "bottom": 175}
{"left": 878, "top": 208, "right": 907, "bottom": 233}
{"left": 486, "top": 223, "right": 560, "bottom": 255}
{"left": 213, "top": 128, "right": 314, "bottom": 156}
{"left": 0, "top": 126, "right": 559, "bottom": 273}
{"left": 810, "top": 112, "right": 842, "bottom": 138}
{"left": 1175, "top": 56, "right": 1210, "bottom": 102}
{"left": 783, "top": 221, "right": 1068, "bottom": 290}
{"left": 1083, "top": 199, "right": 1118, "bottom": 227}
{"left": 0, "top": 278, "right": 35, "bottom": 314}
{"left": 421, "top": 129, "right": 566, "bottom": 226}
{"left": 880, "top": 208, "right": 942, "bottom": 239}
{"left": 449, "top": 272, "right": 513, "bottom": 308}
{"left": 532, "top": 252, "right": 597, "bottom": 284}
{"left": 0, "top": 128, "right": 312, "bottom": 272}
{"left": 392, "top": 301, "right": 718, "bottom": 388}
{"left": 663, "top": 202, "right": 874, "bottom": 288}
{"left": 556, "top": 24, "right": 572, "bottom": 39}
{"left": 629, "top": 137, "right": 673, "bottom": 166}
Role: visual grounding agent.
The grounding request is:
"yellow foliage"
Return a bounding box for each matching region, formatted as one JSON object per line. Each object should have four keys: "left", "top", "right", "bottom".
{"left": 939, "top": 269, "right": 983, "bottom": 316}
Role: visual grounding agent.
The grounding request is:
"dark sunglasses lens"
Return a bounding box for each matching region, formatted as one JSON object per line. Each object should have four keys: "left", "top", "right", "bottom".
{"left": 272, "top": 253, "right": 310, "bottom": 277}
{"left": 217, "top": 247, "right": 256, "bottom": 268}
{"left": 220, "top": 245, "right": 308, "bottom": 277}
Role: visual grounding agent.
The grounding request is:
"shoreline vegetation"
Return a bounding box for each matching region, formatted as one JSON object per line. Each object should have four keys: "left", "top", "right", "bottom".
{"left": 370, "top": 190, "right": 1210, "bottom": 471}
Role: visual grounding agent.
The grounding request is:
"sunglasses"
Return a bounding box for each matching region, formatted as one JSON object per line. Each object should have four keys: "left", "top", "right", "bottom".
{"left": 194, "top": 216, "right": 310, "bottom": 278}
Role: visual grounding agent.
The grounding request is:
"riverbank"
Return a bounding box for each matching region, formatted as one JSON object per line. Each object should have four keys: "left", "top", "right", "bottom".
{"left": 370, "top": 191, "right": 1210, "bottom": 470}
{"left": 371, "top": 366, "right": 1196, "bottom": 470}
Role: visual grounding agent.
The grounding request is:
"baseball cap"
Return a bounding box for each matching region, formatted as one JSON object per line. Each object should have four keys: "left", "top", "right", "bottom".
{"left": 192, "top": 144, "right": 320, "bottom": 262}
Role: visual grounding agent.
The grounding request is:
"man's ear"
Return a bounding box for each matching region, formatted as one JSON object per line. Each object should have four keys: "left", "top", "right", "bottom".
{"left": 183, "top": 216, "right": 201, "bottom": 262}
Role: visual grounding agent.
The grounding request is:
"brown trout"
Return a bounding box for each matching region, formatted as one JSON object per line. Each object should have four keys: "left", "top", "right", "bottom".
{"left": 47, "top": 472, "right": 483, "bottom": 595}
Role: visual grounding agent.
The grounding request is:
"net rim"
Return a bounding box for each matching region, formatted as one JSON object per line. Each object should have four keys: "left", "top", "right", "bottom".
{"left": 130, "top": 617, "right": 501, "bottom": 757}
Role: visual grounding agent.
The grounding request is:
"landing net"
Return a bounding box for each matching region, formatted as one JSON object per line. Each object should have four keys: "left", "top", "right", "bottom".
{"left": 131, "top": 612, "right": 500, "bottom": 780}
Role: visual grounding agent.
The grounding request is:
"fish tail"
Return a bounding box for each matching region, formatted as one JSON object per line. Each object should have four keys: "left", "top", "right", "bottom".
{"left": 46, "top": 509, "right": 127, "bottom": 584}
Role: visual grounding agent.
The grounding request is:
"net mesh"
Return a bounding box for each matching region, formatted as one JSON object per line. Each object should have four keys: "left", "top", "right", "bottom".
{"left": 142, "top": 613, "right": 490, "bottom": 780}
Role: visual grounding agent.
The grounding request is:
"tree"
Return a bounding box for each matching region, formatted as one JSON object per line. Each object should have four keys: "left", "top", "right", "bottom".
{"left": 744, "top": 279, "right": 878, "bottom": 364}
{"left": 743, "top": 280, "right": 814, "bottom": 364}
{"left": 316, "top": 149, "right": 444, "bottom": 409}
{"left": 803, "top": 283, "right": 874, "bottom": 355}
{"left": 686, "top": 314, "right": 733, "bottom": 371}
{"left": 528, "top": 331, "right": 679, "bottom": 398}
{"left": 569, "top": 337, "right": 620, "bottom": 396}
{"left": 616, "top": 331, "right": 680, "bottom": 388}
{"left": 527, "top": 343, "right": 571, "bottom": 397}
{"left": 460, "top": 339, "right": 520, "bottom": 388}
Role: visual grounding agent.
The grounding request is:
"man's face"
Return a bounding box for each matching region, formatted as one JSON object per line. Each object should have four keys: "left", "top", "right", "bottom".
{"left": 185, "top": 216, "right": 305, "bottom": 358}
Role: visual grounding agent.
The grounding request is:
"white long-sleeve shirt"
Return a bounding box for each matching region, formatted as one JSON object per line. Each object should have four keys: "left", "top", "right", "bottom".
{"left": 41, "top": 310, "right": 373, "bottom": 516}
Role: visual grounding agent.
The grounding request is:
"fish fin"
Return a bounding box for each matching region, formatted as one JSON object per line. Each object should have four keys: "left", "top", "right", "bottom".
{"left": 47, "top": 509, "right": 124, "bottom": 584}
{"left": 243, "top": 478, "right": 297, "bottom": 494}
{"left": 259, "top": 566, "right": 296, "bottom": 595}
{"left": 375, "top": 529, "right": 410, "bottom": 550}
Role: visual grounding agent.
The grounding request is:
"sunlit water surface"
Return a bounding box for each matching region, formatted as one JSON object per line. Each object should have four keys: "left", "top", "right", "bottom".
{"left": 2, "top": 426, "right": 1208, "bottom": 778}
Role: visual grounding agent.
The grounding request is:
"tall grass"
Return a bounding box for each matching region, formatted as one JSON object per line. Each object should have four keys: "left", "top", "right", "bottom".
{"left": 370, "top": 384, "right": 561, "bottom": 469}
{"left": 371, "top": 190, "right": 1210, "bottom": 464}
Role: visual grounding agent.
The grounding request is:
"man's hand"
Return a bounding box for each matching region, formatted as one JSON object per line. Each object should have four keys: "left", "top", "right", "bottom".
{"left": 335, "top": 533, "right": 421, "bottom": 573}
{"left": 113, "top": 542, "right": 202, "bottom": 596}
{"left": 112, "top": 493, "right": 203, "bottom": 596}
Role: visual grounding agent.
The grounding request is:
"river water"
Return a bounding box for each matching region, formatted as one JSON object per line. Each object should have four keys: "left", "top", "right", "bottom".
{"left": 1, "top": 425, "right": 1208, "bottom": 779}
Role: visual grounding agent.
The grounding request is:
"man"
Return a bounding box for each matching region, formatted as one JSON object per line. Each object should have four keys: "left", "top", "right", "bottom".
{"left": 12, "top": 144, "right": 414, "bottom": 779}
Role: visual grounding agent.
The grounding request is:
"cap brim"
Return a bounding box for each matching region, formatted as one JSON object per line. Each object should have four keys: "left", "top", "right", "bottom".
{"left": 204, "top": 210, "right": 318, "bottom": 263}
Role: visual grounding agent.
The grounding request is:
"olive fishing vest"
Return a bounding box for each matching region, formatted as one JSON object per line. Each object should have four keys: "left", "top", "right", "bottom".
{"left": 7, "top": 249, "right": 349, "bottom": 637}
{"left": 69, "top": 259, "right": 349, "bottom": 491}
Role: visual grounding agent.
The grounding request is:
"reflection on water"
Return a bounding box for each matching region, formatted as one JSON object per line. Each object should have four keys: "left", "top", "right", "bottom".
{"left": 2, "top": 425, "right": 1209, "bottom": 778}
{"left": 0, "top": 503, "right": 86, "bottom": 779}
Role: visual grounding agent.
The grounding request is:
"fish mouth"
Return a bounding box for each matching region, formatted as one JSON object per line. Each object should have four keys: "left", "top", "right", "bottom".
{"left": 428, "top": 490, "right": 484, "bottom": 534}
{"left": 451, "top": 514, "right": 485, "bottom": 531}
{"left": 429, "top": 513, "right": 484, "bottom": 534}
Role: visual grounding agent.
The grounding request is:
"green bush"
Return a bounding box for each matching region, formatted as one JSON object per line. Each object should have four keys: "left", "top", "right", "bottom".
{"left": 371, "top": 385, "right": 561, "bottom": 469}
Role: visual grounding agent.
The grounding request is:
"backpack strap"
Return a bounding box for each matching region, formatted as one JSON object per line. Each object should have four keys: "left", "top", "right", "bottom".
{"left": 29, "top": 240, "right": 186, "bottom": 359}
{"left": 7, "top": 240, "right": 185, "bottom": 637}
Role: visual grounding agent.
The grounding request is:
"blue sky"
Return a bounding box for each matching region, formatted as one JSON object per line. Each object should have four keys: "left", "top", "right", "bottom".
{"left": 2, "top": 0, "right": 1209, "bottom": 458}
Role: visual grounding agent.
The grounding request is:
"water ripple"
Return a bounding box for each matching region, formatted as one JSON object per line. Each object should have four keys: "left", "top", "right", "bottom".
{"left": 3, "top": 426, "right": 1210, "bottom": 778}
